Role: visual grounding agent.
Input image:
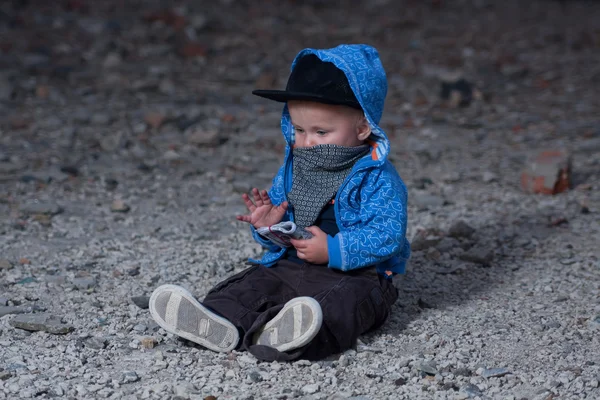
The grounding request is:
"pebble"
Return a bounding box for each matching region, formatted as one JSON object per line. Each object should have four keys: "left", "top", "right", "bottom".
{"left": 85, "top": 337, "right": 107, "bottom": 350}
{"left": 72, "top": 277, "right": 97, "bottom": 290}
{"left": 120, "top": 371, "right": 140, "bottom": 384}
{"left": 0, "top": 306, "right": 32, "bottom": 317}
{"left": 459, "top": 246, "right": 493, "bottom": 265}
{"left": 131, "top": 296, "right": 150, "bottom": 309}
{"left": 0, "top": 259, "right": 13, "bottom": 270}
{"left": 111, "top": 199, "right": 131, "bottom": 213}
{"left": 9, "top": 313, "right": 74, "bottom": 334}
{"left": 481, "top": 368, "right": 510, "bottom": 378}
{"left": 448, "top": 220, "right": 475, "bottom": 238}
{"left": 412, "top": 192, "right": 445, "bottom": 210}
{"left": 301, "top": 383, "right": 319, "bottom": 394}
{"left": 482, "top": 171, "right": 498, "bottom": 183}
{"left": 19, "top": 201, "right": 63, "bottom": 216}
{"left": 417, "top": 361, "right": 438, "bottom": 376}
{"left": 91, "top": 113, "right": 113, "bottom": 126}
{"left": 0, "top": 297, "right": 8, "bottom": 306}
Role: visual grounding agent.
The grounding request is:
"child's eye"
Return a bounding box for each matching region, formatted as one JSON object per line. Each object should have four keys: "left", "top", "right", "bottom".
{"left": 316, "top": 130, "right": 327, "bottom": 136}
{"left": 295, "top": 127, "right": 304, "bottom": 133}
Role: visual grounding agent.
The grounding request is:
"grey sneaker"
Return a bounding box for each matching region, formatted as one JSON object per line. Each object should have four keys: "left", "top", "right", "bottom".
{"left": 149, "top": 284, "right": 239, "bottom": 352}
{"left": 253, "top": 297, "right": 323, "bottom": 352}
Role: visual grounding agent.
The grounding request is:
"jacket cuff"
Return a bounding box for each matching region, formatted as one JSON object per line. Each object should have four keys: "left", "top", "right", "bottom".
{"left": 250, "top": 226, "right": 275, "bottom": 248}
{"left": 327, "top": 234, "right": 343, "bottom": 270}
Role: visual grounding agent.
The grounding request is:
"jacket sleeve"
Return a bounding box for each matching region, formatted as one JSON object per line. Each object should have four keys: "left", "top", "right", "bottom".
{"left": 249, "top": 161, "right": 288, "bottom": 250}
{"left": 327, "top": 166, "right": 408, "bottom": 271}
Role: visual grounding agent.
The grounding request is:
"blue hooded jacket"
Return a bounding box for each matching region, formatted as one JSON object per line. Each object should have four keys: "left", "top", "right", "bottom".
{"left": 249, "top": 44, "right": 411, "bottom": 276}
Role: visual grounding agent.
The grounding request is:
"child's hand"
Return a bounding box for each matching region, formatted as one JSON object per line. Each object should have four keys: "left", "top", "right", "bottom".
{"left": 236, "top": 188, "right": 289, "bottom": 229}
{"left": 290, "top": 226, "right": 329, "bottom": 264}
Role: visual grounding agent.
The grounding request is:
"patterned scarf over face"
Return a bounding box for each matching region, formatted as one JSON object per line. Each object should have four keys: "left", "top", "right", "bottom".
{"left": 288, "top": 144, "right": 370, "bottom": 228}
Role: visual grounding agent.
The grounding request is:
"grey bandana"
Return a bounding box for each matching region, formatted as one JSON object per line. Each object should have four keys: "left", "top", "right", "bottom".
{"left": 288, "top": 144, "right": 370, "bottom": 228}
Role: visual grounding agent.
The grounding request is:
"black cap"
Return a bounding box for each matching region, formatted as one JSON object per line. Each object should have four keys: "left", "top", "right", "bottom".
{"left": 252, "top": 54, "right": 361, "bottom": 110}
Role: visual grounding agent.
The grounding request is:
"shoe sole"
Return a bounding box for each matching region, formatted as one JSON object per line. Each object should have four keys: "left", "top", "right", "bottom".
{"left": 149, "top": 284, "right": 239, "bottom": 352}
{"left": 253, "top": 296, "right": 323, "bottom": 353}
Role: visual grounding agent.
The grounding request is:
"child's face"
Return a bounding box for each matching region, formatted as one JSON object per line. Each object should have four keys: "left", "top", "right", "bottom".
{"left": 288, "top": 101, "right": 370, "bottom": 148}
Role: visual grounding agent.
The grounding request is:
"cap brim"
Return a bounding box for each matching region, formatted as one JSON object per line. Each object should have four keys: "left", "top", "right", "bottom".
{"left": 252, "top": 90, "right": 361, "bottom": 109}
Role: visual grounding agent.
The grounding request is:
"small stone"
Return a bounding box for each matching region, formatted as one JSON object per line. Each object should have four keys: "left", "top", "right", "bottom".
{"left": 204, "top": 396, "right": 217, "bottom": 400}
{"left": 120, "top": 371, "right": 140, "bottom": 384}
{"left": 0, "top": 297, "right": 8, "bottom": 306}
{"left": 91, "top": 113, "right": 113, "bottom": 126}
{"left": 481, "top": 368, "right": 510, "bottom": 378}
{"left": 459, "top": 246, "right": 493, "bottom": 265}
{"left": 187, "top": 128, "right": 224, "bottom": 147}
{"left": 459, "top": 383, "right": 482, "bottom": 398}
{"left": 72, "top": 277, "right": 97, "bottom": 290}
{"left": 0, "top": 306, "right": 31, "bottom": 317}
{"left": 111, "top": 199, "right": 130, "bottom": 213}
{"left": 410, "top": 232, "right": 441, "bottom": 251}
{"left": 588, "top": 315, "right": 600, "bottom": 330}
{"left": 0, "top": 370, "right": 11, "bottom": 380}
{"left": 521, "top": 149, "right": 571, "bottom": 195}
{"left": 132, "top": 324, "right": 147, "bottom": 333}
{"left": 19, "top": 201, "right": 63, "bottom": 216}
{"left": 9, "top": 313, "right": 73, "bottom": 334}
{"left": 85, "top": 337, "right": 107, "bottom": 350}
{"left": 163, "top": 150, "right": 181, "bottom": 161}
{"left": 103, "top": 52, "right": 122, "bottom": 69}
{"left": 248, "top": 370, "right": 263, "bottom": 382}
{"left": 435, "top": 237, "right": 460, "bottom": 253}
{"left": 455, "top": 367, "right": 472, "bottom": 377}
{"left": 482, "top": 171, "right": 498, "bottom": 183}
{"left": 131, "top": 296, "right": 150, "bottom": 309}
{"left": 448, "top": 220, "right": 475, "bottom": 238}
{"left": 412, "top": 191, "right": 445, "bottom": 210}
{"left": 140, "top": 337, "right": 156, "bottom": 349}
{"left": 144, "top": 112, "right": 167, "bottom": 129}
{"left": 394, "top": 377, "right": 406, "bottom": 386}
{"left": 417, "top": 362, "right": 438, "bottom": 376}
{"left": 0, "top": 259, "right": 13, "bottom": 270}
{"left": 301, "top": 384, "right": 319, "bottom": 395}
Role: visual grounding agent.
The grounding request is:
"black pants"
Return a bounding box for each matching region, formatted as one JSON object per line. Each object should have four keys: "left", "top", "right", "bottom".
{"left": 202, "top": 260, "right": 398, "bottom": 361}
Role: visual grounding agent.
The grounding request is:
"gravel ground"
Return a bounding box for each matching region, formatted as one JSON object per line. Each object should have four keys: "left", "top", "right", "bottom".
{"left": 1, "top": 0, "right": 599, "bottom": 399}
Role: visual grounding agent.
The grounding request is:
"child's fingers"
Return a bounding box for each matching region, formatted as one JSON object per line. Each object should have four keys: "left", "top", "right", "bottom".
{"left": 252, "top": 188, "right": 263, "bottom": 207}
{"left": 279, "top": 201, "right": 289, "bottom": 211}
{"left": 236, "top": 215, "right": 251, "bottom": 223}
{"left": 260, "top": 190, "right": 271, "bottom": 205}
{"left": 241, "top": 193, "right": 256, "bottom": 212}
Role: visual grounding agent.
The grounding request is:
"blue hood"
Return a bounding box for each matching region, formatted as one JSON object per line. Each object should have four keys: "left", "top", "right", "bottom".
{"left": 280, "top": 44, "right": 391, "bottom": 163}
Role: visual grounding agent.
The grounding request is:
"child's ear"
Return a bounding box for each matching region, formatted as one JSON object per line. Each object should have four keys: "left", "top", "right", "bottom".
{"left": 356, "top": 117, "right": 371, "bottom": 140}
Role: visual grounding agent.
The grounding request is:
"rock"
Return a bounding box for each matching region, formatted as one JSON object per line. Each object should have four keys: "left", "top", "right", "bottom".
{"left": 301, "top": 384, "right": 319, "bottom": 395}
{"left": 131, "top": 296, "right": 150, "bottom": 309}
{"left": 588, "top": 315, "right": 600, "bottom": 330}
{"left": 111, "top": 200, "right": 130, "bottom": 213}
{"left": 91, "top": 113, "right": 113, "bottom": 126}
{"left": 448, "top": 220, "right": 475, "bottom": 238}
{"left": 435, "top": 237, "right": 460, "bottom": 253}
{"left": 0, "top": 259, "right": 13, "bottom": 270}
{"left": 417, "top": 361, "right": 438, "bottom": 375}
{"left": 459, "top": 246, "right": 493, "bottom": 265}
{"left": 19, "top": 201, "right": 63, "bottom": 216}
{"left": 459, "top": 383, "right": 482, "bottom": 398}
{"left": 173, "top": 382, "right": 198, "bottom": 398}
{"left": 248, "top": 370, "right": 263, "bottom": 382}
{"left": 482, "top": 171, "right": 498, "bottom": 183}
{"left": 412, "top": 191, "right": 445, "bottom": 210}
{"left": 0, "top": 306, "right": 32, "bottom": 317}
{"left": 132, "top": 324, "right": 147, "bottom": 333}
{"left": 140, "top": 337, "right": 156, "bottom": 349}
{"left": 120, "top": 371, "right": 140, "bottom": 384}
{"left": 0, "top": 79, "right": 14, "bottom": 101}
{"left": 85, "top": 337, "right": 107, "bottom": 350}
{"left": 103, "top": 52, "right": 122, "bottom": 69}
{"left": 72, "top": 277, "right": 97, "bottom": 290}
{"left": 73, "top": 108, "right": 92, "bottom": 124}
{"left": 440, "top": 78, "right": 473, "bottom": 107}
{"left": 394, "top": 377, "right": 406, "bottom": 386}
{"left": 481, "top": 368, "right": 510, "bottom": 378}
{"left": 187, "top": 128, "right": 224, "bottom": 147}
{"left": 0, "top": 297, "right": 8, "bottom": 306}
{"left": 521, "top": 150, "right": 571, "bottom": 195}
{"left": 0, "top": 370, "right": 11, "bottom": 380}
{"left": 144, "top": 112, "right": 167, "bottom": 129}
{"left": 9, "top": 314, "right": 73, "bottom": 334}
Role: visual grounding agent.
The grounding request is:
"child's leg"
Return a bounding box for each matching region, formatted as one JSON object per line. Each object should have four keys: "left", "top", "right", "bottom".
{"left": 243, "top": 264, "right": 398, "bottom": 361}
